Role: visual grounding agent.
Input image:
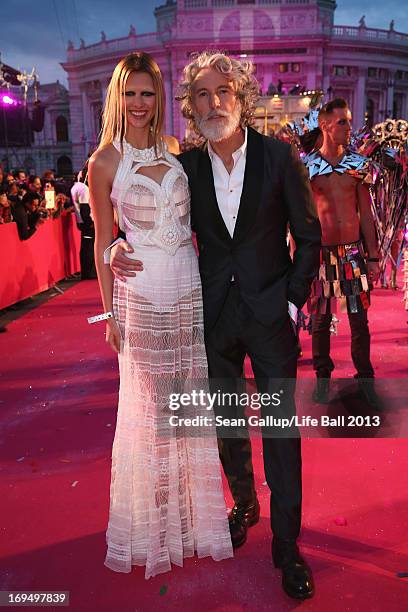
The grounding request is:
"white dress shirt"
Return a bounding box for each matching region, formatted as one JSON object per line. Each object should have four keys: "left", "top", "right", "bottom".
{"left": 207, "top": 127, "right": 248, "bottom": 238}
{"left": 71, "top": 181, "right": 91, "bottom": 224}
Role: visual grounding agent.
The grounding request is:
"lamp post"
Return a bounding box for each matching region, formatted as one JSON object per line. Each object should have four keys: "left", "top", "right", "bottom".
{"left": 0, "top": 55, "right": 39, "bottom": 171}
{"left": 0, "top": 54, "right": 11, "bottom": 168}
{"left": 17, "top": 67, "right": 37, "bottom": 150}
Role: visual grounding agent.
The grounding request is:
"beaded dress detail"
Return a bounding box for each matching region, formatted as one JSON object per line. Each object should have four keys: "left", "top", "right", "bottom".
{"left": 105, "top": 139, "right": 233, "bottom": 579}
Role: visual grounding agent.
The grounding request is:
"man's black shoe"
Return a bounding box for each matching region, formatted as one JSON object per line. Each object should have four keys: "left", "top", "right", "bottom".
{"left": 228, "top": 498, "right": 260, "bottom": 549}
{"left": 272, "top": 539, "right": 314, "bottom": 600}
{"left": 280, "top": 557, "right": 315, "bottom": 600}
{"left": 312, "top": 378, "right": 330, "bottom": 404}
{"left": 358, "top": 379, "right": 383, "bottom": 410}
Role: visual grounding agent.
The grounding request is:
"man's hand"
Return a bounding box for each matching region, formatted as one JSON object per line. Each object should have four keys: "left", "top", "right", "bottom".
{"left": 367, "top": 261, "right": 380, "bottom": 285}
{"left": 110, "top": 240, "right": 143, "bottom": 282}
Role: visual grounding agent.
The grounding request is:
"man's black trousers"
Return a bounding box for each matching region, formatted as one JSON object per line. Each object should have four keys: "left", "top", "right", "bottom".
{"left": 205, "top": 282, "right": 302, "bottom": 541}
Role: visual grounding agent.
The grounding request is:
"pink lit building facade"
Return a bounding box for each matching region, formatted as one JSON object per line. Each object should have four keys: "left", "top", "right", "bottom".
{"left": 62, "top": 0, "right": 408, "bottom": 171}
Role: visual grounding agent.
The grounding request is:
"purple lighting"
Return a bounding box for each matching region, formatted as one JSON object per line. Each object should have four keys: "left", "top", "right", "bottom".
{"left": 1, "top": 94, "right": 16, "bottom": 106}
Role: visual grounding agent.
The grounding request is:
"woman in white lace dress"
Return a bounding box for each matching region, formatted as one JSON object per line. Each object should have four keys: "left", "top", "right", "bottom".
{"left": 88, "top": 52, "right": 232, "bottom": 579}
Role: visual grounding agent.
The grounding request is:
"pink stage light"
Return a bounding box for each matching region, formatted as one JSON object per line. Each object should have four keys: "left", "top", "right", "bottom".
{"left": 1, "top": 94, "right": 16, "bottom": 106}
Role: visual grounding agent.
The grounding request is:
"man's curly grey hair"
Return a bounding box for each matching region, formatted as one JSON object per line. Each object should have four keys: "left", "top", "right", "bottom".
{"left": 176, "top": 51, "right": 260, "bottom": 133}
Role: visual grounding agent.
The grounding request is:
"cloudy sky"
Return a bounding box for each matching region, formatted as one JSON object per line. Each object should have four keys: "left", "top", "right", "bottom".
{"left": 1, "top": 0, "right": 407, "bottom": 86}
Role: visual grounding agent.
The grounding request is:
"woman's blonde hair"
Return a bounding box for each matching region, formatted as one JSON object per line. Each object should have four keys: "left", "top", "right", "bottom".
{"left": 176, "top": 51, "right": 260, "bottom": 134}
{"left": 98, "top": 51, "right": 165, "bottom": 151}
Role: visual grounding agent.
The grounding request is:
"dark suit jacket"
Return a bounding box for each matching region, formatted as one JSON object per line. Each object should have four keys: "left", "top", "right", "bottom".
{"left": 178, "top": 127, "right": 321, "bottom": 331}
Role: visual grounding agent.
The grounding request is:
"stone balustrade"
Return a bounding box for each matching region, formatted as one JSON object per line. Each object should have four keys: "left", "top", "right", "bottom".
{"left": 66, "top": 32, "right": 161, "bottom": 62}
{"left": 331, "top": 25, "right": 408, "bottom": 45}
{"left": 66, "top": 24, "right": 408, "bottom": 64}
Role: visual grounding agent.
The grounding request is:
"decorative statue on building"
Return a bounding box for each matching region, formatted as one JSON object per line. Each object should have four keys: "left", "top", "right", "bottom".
{"left": 389, "top": 20, "right": 395, "bottom": 32}
{"left": 80, "top": 38, "right": 85, "bottom": 49}
{"left": 67, "top": 40, "right": 74, "bottom": 51}
{"left": 267, "top": 82, "right": 277, "bottom": 96}
{"left": 101, "top": 31, "right": 106, "bottom": 42}
{"left": 358, "top": 15, "right": 366, "bottom": 29}
{"left": 129, "top": 24, "right": 136, "bottom": 36}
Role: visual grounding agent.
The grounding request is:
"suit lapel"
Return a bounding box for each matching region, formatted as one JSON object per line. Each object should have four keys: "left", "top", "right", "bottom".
{"left": 197, "top": 146, "right": 232, "bottom": 243}
{"left": 233, "top": 127, "right": 264, "bottom": 244}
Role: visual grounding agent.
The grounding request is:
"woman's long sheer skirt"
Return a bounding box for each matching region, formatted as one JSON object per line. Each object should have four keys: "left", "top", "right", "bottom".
{"left": 105, "top": 276, "right": 233, "bottom": 579}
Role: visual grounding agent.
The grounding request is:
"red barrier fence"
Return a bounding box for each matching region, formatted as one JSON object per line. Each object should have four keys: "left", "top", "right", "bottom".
{"left": 0, "top": 215, "right": 81, "bottom": 310}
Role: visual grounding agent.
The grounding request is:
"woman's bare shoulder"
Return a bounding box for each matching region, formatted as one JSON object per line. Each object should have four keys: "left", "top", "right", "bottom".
{"left": 90, "top": 144, "right": 120, "bottom": 168}
{"left": 89, "top": 144, "right": 120, "bottom": 180}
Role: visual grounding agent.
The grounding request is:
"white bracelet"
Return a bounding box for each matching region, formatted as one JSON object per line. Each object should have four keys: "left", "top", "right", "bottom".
{"left": 87, "top": 311, "right": 114, "bottom": 324}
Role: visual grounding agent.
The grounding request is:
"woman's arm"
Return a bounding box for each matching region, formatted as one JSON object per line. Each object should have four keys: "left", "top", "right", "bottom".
{"left": 88, "top": 145, "right": 121, "bottom": 352}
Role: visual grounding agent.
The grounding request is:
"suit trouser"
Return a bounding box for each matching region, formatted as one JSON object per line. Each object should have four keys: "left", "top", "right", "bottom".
{"left": 312, "top": 309, "right": 374, "bottom": 378}
{"left": 205, "top": 282, "right": 302, "bottom": 540}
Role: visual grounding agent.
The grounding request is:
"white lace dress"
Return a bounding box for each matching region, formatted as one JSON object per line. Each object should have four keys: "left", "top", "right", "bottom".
{"left": 104, "top": 140, "right": 233, "bottom": 579}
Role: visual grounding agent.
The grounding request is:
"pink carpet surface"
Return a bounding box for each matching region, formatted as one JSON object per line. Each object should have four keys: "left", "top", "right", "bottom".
{"left": 0, "top": 279, "right": 407, "bottom": 611}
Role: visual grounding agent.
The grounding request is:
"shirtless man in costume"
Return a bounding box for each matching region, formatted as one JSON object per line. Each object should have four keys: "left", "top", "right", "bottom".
{"left": 304, "top": 98, "right": 380, "bottom": 406}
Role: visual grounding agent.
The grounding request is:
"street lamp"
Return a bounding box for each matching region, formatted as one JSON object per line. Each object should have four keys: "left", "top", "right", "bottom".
{"left": 0, "top": 55, "right": 40, "bottom": 169}
{"left": 0, "top": 55, "right": 12, "bottom": 167}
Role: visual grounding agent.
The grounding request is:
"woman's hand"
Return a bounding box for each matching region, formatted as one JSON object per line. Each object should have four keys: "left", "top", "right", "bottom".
{"left": 105, "top": 317, "right": 121, "bottom": 353}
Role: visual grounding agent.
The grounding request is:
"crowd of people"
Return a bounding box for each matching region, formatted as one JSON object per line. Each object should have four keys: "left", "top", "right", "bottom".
{"left": 0, "top": 164, "right": 96, "bottom": 279}
{"left": 0, "top": 166, "right": 73, "bottom": 238}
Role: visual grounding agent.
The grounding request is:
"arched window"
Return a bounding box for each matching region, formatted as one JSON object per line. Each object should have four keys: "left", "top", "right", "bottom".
{"left": 56, "top": 115, "right": 69, "bottom": 142}
{"left": 57, "top": 155, "right": 72, "bottom": 176}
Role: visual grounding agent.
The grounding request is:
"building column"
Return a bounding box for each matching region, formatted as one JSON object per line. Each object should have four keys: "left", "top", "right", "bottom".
{"left": 305, "top": 50, "right": 320, "bottom": 91}
{"left": 69, "top": 94, "right": 84, "bottom": 171}
{"left": 164, "top": 78, "right": 173, "bottom": 136}
{"left": 401, "top": 91, "right": 408, "bottom": 121}
{"left": 354, "top": 68, "right": 366, "bottom": 127}
{"left": 81, "top": 90, "right": 92, "bottom": 139}
{"left": 306, "top": 65, "right": 316, "bottom": 91}
{"left": 81, "top": 90, "right": 93, "bottom": 157}
{"left": 172, "top": 55, "right": 185, "bottom": 141}
{"left": 378, "top": 88, "right": 386, "bottom": 120}
{"left": 385, "top": 74, "right": 395, "bottom": 117}
{"left": 101, "top": 81, "right": 109, "bottom": 106}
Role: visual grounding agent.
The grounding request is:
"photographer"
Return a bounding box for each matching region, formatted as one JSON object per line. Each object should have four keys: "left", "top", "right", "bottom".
{"left": 0, "top": 192, "right": 13, "bottom": 224}
{"left": 28, "top": 175, "right": 43, "bottom": 196}
{"left": 52, "top": 192, "right": 73, "bottom": 219}
{"left": 12, "top": 191, "right": 44, "bottom": 240}
{"left": 14, "top": 169, "right": 27, "bottom": 184}
{"left": 7, "top": 181, "right": 20, "bottom": 204}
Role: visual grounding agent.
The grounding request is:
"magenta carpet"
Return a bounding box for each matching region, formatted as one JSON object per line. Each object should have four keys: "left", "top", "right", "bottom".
{"left": 0, "top": 279, "right": 407, "bottom": 611}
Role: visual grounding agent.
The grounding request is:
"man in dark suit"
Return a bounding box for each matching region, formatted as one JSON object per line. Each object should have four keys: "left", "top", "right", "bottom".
{"left": 109, "top": 52, "right": 321, "bottom": 600}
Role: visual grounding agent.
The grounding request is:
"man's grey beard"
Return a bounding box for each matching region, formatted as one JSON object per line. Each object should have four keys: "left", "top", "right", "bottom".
{"left": 194, "top": 101, "right": 242, "bottom": 142}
